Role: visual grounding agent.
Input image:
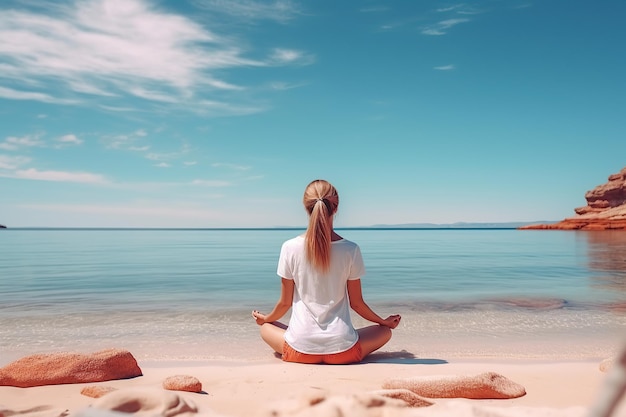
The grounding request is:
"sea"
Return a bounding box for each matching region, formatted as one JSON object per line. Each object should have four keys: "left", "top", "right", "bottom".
{"left": 1, "top": 228, "right": 625, "bottom": 365}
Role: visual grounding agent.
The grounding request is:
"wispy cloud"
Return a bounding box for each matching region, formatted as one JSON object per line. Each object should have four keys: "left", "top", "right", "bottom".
{"left": 192, "top": 0, "right": 301, "bottom": 23}
{"left": 269, "top": 81, "right": 307, "bottom": 90}
{"left": 269, "top": 48, "right": 314, "bottom": 65}
{"left": 0, "top": 0, "right": 310, "bottom": 115}
{"left": 0, "top": 86, "right": 79, "bottom": 105}
{"left": 101, "top": 129, "right": 149, "bottom": 150}
{"left": 436, "top": 5, "right": 463, "bottom": 13}
{"left": 422, "top": 18, "right": 470, "bottom": 35}
{"left": 0, "top": 155, "right": 31, "bottom": 170}
{"left": 11, "top": 168, "right": 109, "bottom": 184}
{"left": 436, "top": 4, "right": 484, "bottom": 15}
{"left": 434, "top": 64, "right": 455, "bottom": 71}
{"left": 0, "top": 134, "right": 45, "bottom": 150}
{"left": 57, "top": 134, "right": 83, "bottom": 146}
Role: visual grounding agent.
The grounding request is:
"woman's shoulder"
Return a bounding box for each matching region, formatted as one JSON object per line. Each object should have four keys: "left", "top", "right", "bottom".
{"left": 281, "top": 235, "right": 305, "bottom": 249}
{"left": 332, "top": 238, "right": 360, "bottom": 250}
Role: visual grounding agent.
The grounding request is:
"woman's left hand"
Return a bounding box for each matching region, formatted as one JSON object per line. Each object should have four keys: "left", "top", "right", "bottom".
{"left": 382, "top": 314, "right": 402, "bottom": 329}
{"left": 252, "top": 310, "right": 266, "bottom": 325}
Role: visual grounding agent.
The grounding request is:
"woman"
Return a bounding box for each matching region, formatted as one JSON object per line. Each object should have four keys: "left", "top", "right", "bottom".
{"left": 252, "top": 179, "right": 401, "bottom": 364}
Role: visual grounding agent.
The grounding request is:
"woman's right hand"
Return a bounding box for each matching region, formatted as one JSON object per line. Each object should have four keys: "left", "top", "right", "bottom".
{"left": 382, "top": 314, "right": 401, "bottom": 329}
{"left": 252, "top": 310, "right": 266, "bottom": 325}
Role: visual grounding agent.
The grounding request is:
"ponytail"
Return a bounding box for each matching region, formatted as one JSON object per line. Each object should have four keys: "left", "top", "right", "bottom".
{"left": 303, "top": 180, "right": 339, "bottom": 273}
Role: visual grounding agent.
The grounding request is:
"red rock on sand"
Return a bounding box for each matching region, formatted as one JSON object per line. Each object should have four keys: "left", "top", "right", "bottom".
{"left": 382, "top": 371, "right": 526, "bottom": 399}
{"left": 0, "top": 348, "right": 142, "bottom": 388}
{"left": 162, "top": 375, "right": 203, "bottom": 393}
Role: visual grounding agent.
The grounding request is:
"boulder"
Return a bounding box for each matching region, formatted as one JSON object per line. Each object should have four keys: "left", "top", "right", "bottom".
{"left": 382, "top": 372, "right": 526, "bottom": 399}
{"left": 0, "top": 348, "right": 142, "bottom": 388}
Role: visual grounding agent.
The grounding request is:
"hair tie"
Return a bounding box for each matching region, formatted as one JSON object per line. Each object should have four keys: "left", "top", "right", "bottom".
{"left": 316, "top": 198, "right": 324, "bottom": 203}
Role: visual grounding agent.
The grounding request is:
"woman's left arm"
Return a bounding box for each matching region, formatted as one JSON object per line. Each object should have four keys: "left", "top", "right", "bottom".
{"left": 252, "top": 278, "right": 294, "bottom": 325}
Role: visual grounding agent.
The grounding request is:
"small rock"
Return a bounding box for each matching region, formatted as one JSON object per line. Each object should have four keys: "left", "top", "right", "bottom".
{"left": 162, "top": 375, "right": 202, "bottom": 393}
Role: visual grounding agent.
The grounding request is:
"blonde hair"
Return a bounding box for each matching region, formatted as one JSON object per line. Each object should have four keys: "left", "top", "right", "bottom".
{"left": 303, "top": 179, "right": 339, "bottom": 273}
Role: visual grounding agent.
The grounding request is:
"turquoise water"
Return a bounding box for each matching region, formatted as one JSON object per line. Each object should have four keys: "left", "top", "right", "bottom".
{"left": 1, "top": 228, "right": 625, "bottom": 363}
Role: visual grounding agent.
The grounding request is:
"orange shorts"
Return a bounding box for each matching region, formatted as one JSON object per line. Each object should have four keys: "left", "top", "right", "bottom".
{"left": 282, "top": 341, "right": 363, "bottom": 365}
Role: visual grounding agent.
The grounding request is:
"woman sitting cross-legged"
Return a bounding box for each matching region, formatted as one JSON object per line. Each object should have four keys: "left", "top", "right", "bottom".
{"left": 252, "top": 179, "right": 401, "bottom": 364}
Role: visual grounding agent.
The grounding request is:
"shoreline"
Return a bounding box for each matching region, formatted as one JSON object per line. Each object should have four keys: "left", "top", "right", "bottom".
{"left": 2, "top": 356, "right": 624, "bottom": 416}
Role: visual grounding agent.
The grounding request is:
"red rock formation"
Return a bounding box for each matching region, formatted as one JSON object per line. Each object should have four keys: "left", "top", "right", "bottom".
{"left": 0, "top": 348, "right": 142, "bottom": 388}
{"left": 520, "top": 167, "right": 626, "bottom": 230}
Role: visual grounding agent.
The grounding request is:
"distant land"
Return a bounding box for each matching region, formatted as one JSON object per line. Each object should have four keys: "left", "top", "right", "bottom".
{"left": 0, "top": 222, "right": 557, "bottom": 230}
{"left": 365, "top": 221, "right": 557, "bottom": 229}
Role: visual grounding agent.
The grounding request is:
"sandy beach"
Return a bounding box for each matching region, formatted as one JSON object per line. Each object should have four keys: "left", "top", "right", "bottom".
{"left": 2, "top": 353, "right": 625, "bottom": 417}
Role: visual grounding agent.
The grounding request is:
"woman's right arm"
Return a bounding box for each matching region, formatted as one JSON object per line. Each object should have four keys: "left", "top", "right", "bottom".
{"left": 252, "top": 278, "right": 294, "bottom": 325}
{"left": 347, "top": 279, "right": 401, "bottom": 328}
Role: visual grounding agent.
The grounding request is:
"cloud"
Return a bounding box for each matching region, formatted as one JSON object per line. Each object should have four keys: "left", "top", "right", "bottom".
{"left": 436, "top": 5, "right": 463, "bottom": 13}
{"left": 422, "top": 18, "right": 470, "bottom": 35}
{"left": 101, "top": 129, "right": 149, "bottom": 150}
{"left": 0, "top": 134, "right": 45, "bottom": 150}
{"left": 192, "top": 0, "right": 301, "bottom": 23}
{"left": 269, "top": 48, "right": 314, "bottom": 65}
{"left": 434, "top": 64, "right": 455, "bottom": 71}
{"left": 11, "top": 168, "right": 109, "bottom": 184}
{"left": 0, "top": 155, "right": 31, "bottom": 170}
{"left": 0, "top": 86, "right": 79, "bottom": 105}
{"left": 129, "top": 145, "right": 151, "bottom": 152}
{"left": 57, "top": 134, "right": 83, "bottom": 145}
{"left": 436, "top": 4, "right": 483, "bottom": 15}
{"left": 184, "top": 161, "right": 198, "bottom": 166}
{"left": 155, "top": 162, "right": 171, "bottom": 168}
{"left": 0, "top": 0, "right": 309, "bottom": 114}
{"left": 269, "top": 81, "right": 307, "bottom": 90}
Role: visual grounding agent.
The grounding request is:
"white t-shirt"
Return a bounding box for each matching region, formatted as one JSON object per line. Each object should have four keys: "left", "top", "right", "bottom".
{"left": 277, "top": 235, "right": 366, "bottom": 354}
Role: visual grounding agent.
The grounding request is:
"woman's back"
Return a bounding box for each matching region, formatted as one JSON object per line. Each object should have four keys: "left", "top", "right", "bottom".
{"left": 278, "top": 235, "right": 365, "bottom": 354}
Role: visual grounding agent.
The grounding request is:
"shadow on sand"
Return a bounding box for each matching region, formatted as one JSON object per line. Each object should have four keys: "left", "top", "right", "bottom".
{"left": 360, "top": 350, "right": 448, "bottom": 365}
{"left": 272, "top": 349, "right": 447, "bottom": 365}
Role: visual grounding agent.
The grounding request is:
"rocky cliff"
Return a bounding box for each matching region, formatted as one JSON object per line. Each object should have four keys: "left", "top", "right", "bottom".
{"left": 520, "top": 167, "right": 626, "bottom": 230}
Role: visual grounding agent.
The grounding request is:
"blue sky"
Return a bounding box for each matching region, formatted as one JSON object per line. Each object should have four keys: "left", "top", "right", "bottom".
{"left": 1, "top": 0, "right": 624, "bottom": 228}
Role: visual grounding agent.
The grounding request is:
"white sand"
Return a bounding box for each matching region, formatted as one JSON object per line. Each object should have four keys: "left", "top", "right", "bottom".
{"left": 2, "top": 358, "right": 625, "bottom": 416}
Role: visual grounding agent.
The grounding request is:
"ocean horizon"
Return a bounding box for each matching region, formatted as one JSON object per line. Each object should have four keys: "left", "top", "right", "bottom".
{"left": 1, "top": 228, "right": 624, "bottom": 364}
